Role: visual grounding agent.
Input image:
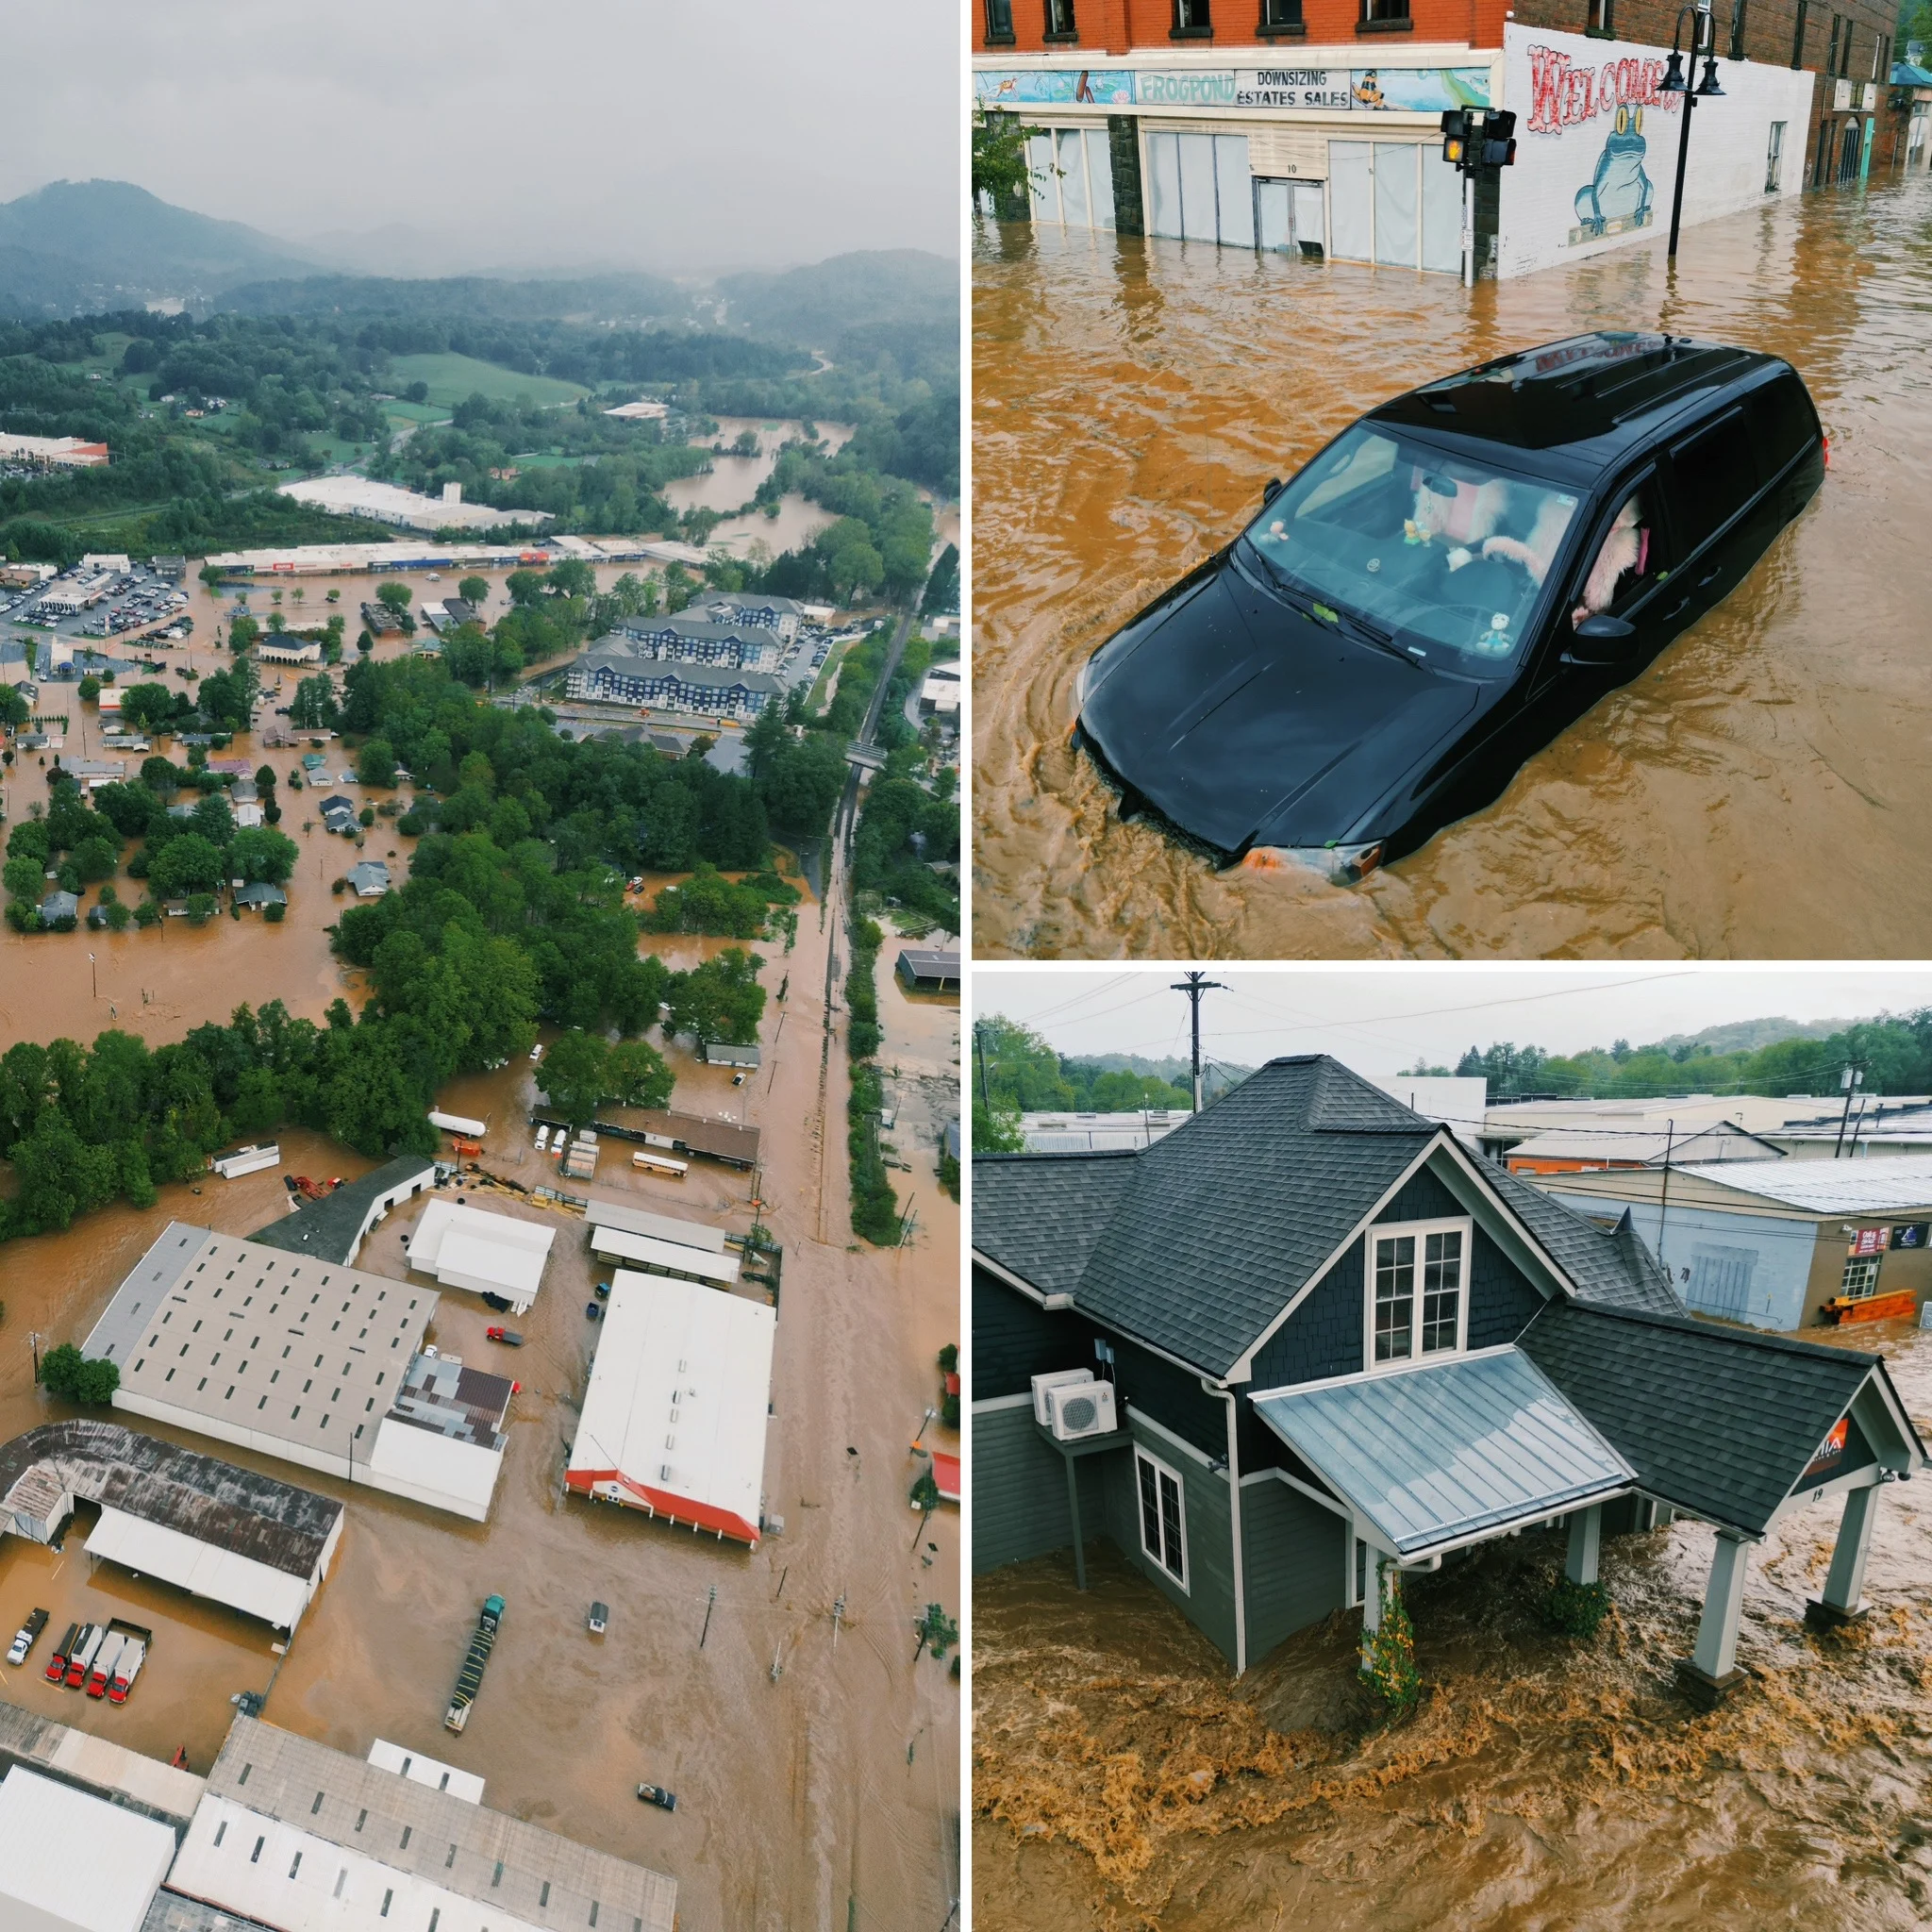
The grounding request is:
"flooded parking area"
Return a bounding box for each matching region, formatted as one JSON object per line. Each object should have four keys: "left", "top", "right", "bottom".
{"left": 0, "top": 860, "right": 958, "bottom": 1929}
{"left": 972, "top": 175, "right": 1932, "bottom": 958}
{"left": 974, "top": 1318, "right": 1932, "bottom": 1930}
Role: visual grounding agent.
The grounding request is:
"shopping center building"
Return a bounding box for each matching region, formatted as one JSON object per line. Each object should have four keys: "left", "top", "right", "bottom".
{"left": 974, "top": 0, "right": 1890, "bottom": 275}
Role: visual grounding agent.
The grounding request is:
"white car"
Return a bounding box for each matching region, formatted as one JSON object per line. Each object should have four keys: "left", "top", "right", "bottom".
{"left": 536, "top": 1125, "right": 551, "bottom": 1151}
{"left": 529, "top": 1042, "right": 544, "bottom": 1061}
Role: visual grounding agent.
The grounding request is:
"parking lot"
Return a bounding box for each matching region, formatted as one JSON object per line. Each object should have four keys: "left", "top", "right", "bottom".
{"left": 0, "top": 1506, "right": 279, "bottom": 1775}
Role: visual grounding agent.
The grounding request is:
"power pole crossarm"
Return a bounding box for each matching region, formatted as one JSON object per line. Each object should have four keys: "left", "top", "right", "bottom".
{"left": 1170, "top": 972, "right": 1225, "bottom": 1112}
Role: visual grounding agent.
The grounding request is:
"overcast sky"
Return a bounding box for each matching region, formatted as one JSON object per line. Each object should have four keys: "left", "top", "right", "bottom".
{"left": 975, "top": 967, "right": 1932, "bottom": 1077}
{"left": 2, "top": 0, "right": 958, "bottom": 275}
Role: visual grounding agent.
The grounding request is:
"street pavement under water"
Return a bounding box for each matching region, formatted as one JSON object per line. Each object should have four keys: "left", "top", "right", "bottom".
{"left": 972, "top": 172, "right": 1932, "bottom": 959}
{"left": 974, "top": 1320, "right": 1932, "bottom": 1931}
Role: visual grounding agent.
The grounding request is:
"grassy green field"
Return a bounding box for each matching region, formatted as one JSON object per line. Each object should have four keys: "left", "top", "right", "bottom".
{"left": 388, "top": 353, "right": 587, "bottom": 408}
{"left": 378, "top": 399, "right": 450, "bottom": 426}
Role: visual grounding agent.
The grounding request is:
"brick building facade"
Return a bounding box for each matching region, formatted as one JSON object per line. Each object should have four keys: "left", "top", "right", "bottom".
{"left": 977, "top": 0, "right": 1898, "bottom": 275}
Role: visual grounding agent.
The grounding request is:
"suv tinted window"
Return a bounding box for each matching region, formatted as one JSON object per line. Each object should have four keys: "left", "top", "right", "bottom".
{"left": 1668, "top": 408, "right": 1759, "bottom": 554}
{"left": 1747, "top": 373, "right": 1821, "bottom": 476}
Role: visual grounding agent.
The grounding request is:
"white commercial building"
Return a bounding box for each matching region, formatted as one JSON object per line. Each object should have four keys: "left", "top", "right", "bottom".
{"left": 1021, "top": 1108, "right": 1191, "bottom": 1153}
{"left": 84, "top": 1224, "right": 512, "bottom": 1522}
{"left": 588, "top": 1225, "right": 741, "bottom": 1288}
{"left": 277, "top": 475, "right": 554, "bottom": 534}
{"left": 581, "top": 1194, "right": 729, "bottom": 1253}
{"left": 0, "top": 1768, "right": 176, "bottom": 1932}
{"left": 404, "top": 1199, "right": 556, "bottom": 1312}
{"left": 162, "top": 1717, "right": 676, "bottom": 1932}
{"left": 366, "top": 1739, "right": 485, "bottom": 1804}
{"left": 566, "top": 1271, "right": 775, "bottom": 1545}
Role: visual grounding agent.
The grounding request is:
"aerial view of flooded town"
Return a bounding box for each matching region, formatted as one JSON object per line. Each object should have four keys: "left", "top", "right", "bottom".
{"left": 0, "top": 6, "right": 961, "bottom": 1932}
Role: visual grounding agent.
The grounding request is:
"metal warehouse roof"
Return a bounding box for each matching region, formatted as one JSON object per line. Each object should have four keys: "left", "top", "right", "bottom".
{"left": 0, "top": 1418, "right": 341, "bottom": 1583}
{"left": 248, "top": 1156, "right": 438, "bottom": 1263}
{"left": 0, "top": 1767, "right": 177, "bottom": 1932}
{"left": 1670, "top": 1154, "right": 1932, "bottom": 1214}
{"left": 582, "top": 1194, "right": 728, "bottom": 1253}
{"left": 589, "top": 1224, "right": 741, "bottom": 1286}
{"left": 1252, "top": 1347, "right": 1633, "bottom": 1559}
{"left": 567, "top": 1270, "right": 775, "bottom": 1544}
{"left": 172, "top": 1717, "right": 675, "bottom": 1932}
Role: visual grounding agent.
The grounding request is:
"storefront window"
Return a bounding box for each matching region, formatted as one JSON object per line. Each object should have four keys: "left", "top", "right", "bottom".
{"left": 1841, "top": 1256, "right": 1882, "bottom": 1298}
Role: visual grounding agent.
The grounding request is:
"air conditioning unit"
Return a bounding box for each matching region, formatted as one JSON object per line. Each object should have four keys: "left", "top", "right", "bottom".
{"left": 1032, "top": 1368, "right": 1092, "bottom": 1425}
{"left": 1046, "top": 1378, "right": 1116, "bottom": 1442}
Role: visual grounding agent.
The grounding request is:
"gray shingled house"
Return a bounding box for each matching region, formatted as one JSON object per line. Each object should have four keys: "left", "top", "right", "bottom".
{"left": 974, "top": 1057, "right": 1925, "bottom": 1707}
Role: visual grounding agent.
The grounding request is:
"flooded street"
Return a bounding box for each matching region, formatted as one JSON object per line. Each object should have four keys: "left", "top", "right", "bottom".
{"left": 0, "top": 849, "right": 959, "bottom": 1928}
{"left": 972, "top": 174, "right": 1932, "bottom": 958}
{"left": 974, "top": 1315, "right": 1932, "bottom": 1930}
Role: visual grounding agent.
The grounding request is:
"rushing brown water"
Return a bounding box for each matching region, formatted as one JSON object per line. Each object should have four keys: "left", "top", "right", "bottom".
{"left": 973, "top": 1320, "right": 1932, "bottom": 1930}
{"left": 0, "top": 858, "right": 960, "bottom": 1928}
{"left": 973, "top": 173, "right": 1932, "bottom": 958}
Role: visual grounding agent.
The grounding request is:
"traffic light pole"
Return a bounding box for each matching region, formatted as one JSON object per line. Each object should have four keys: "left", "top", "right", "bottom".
{"left": 1462, "top": 171, "right": 1474, "bottom": 289}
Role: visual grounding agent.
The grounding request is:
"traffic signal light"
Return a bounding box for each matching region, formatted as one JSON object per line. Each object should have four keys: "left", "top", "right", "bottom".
{"left": 1480, "top": 108, "right": 1517, "bottom": 168}
{"left": 1441, "top": 108, "right": 1472, "bottom": 169}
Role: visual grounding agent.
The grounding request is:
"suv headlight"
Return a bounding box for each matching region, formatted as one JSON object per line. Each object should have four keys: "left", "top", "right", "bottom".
{"left": 1240, "top": 841, "right": 1383, "bottom": 884}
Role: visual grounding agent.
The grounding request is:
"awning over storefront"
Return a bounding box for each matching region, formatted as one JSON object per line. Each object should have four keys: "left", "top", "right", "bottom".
{"left": 1252, "top": 1346, "right": 1634, "bottom": 1561}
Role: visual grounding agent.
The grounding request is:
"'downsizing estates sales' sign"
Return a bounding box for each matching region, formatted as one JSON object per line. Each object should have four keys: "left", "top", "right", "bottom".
{"left": 975, "top": 66, "right": 1491, "bottom": 114}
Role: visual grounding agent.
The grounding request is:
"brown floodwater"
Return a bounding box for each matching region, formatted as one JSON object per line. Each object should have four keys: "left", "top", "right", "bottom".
{"left": 974, "top": 1316, "right": 1932, "bottom": 1931}
{"left": 972, "top": 173, "right": 1932, "bottom": 959}
{"left": 0, "top": 834, "right": 959, "bottom": 1927}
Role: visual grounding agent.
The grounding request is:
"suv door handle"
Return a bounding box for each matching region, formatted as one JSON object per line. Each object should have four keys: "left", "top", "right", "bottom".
{"left": 1697, "top": 568, "right": 1722, "bottom": 587}
{"left": 1663, "top": 598, "right": 1688, "bottom": 619}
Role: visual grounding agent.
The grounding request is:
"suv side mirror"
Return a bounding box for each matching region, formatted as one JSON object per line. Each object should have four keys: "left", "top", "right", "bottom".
{"left": 1262, "top": 477, "right": 1284, "bottom": 506}
{"left": 1562, "top": 612, "right": 1638, "bottom": 667}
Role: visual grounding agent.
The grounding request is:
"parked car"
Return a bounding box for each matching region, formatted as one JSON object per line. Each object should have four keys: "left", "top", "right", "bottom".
{"left": 589, "top": 1601, "right": 608, "bottom": 1635}
{"left": 637, "top": 1783, "right": 676, "bottom": 1811}
{"left": 7, "top": 1608, "right": 48, "bottom": 1666}
{"left": 1073, "top": 332, "right": 1826, "bottom": 879}
{"left": 586, "top": 1301, "right": 602, "bottom": 1322}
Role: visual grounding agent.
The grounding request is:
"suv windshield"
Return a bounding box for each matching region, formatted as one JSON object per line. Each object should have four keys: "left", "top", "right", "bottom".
{"left": 1239, "top": 425, "right": 1581, "bottom": 666}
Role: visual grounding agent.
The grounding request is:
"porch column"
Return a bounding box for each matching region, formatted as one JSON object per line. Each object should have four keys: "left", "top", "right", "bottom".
{"left": 1564, "top": 1504, "right": 1602, "bottom": 1587}
{"left": 1675, "top": 1527, "right": 1752, "bottom": 1709}
{"left": 1358, "top": 1552, "right": 1388, "bottom": 1672}
{"left": 1805, "top": 1482, "right": 1880, "bottom": 1630}
{"left": 1066, "top": 1456, "right": 1088, "bottom": 1592}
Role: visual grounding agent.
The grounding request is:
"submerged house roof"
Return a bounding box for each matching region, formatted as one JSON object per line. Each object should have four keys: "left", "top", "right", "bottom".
{"left": 974, "top": 1057, "right": 1678, "bottom": 1379}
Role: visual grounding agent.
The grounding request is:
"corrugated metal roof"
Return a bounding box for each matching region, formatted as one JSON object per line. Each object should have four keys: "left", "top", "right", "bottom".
{"left": 1674, "top": 1154, "right": 1932, "bottom": 1213}
{"left": 1253, "top": 1347, "right": 1634, "bottom": 1557}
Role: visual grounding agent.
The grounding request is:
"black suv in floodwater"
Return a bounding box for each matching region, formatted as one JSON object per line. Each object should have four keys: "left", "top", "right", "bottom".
{"left": 1074, "top": 331, "right": 1825, "bottom": 878}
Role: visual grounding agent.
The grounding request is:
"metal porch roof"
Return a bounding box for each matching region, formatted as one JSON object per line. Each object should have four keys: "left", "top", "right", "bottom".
{"left": 1252, "top": 1346, "right": 1635, "bottom": 1559}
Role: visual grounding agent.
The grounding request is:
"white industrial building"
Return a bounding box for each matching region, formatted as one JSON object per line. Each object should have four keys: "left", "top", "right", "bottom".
{"left": 1021, "top": 1108, "right": 1191, "bottom": 1153}
{"left": 566, "top": 1271, "right": 775, "bottom": 1545}
{"left": 0, "top": 1419, "right": 343, "bottom": 1633}
{"left": 0, "top": 1767, "right": 177, "bottom": 1932}
{"left": 404, "top": 1199, "right": 556, "bottom": 1312}
{"left": 249, "top": 1155, "right": 438, "bottom": 1265}
{"left": 582, "top": 1194, "right": 730, "bottom": 1253}
{"left": 84, "top": 1224, "right": 512, "bottom": 1522}
{"left": 160, "top": 1717, "right": 676, "bottom": 1932}
{"left": 276, "top": 475, "right": 554, "bottom": 534}
{"left": 589, "top": 1225, "right": 740, "bottom": 1288}
{"left": 366, "top": 1740, "right": 485, "bottom": 1805}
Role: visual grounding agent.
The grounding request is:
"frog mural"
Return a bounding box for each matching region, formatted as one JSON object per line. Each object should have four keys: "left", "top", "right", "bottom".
{"left": 1571, "top": 105, "right": 1655, "bottom": 242}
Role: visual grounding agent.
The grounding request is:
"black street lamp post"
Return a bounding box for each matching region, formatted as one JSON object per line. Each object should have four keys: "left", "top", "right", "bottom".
{"left": 1661, "top": 3, "right": 1727, "bottom": 260}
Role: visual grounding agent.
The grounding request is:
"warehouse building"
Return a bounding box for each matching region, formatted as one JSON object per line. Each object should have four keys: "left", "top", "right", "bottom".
{"left": 588, "top": 1225, "right": 741, "bottom": 1289}
{"left": 402, "top": 1199, "right": 556, "bottom": 1313}
{"left": 84, "top": 1224, "right": 510, "bottom": 1522}
{"left": 159, "top": 1716, "right": 676, "bottom": 1932}
{"left": 275, "top": 475, "right": 553, "bottom": 534}
{"left": 535, "top": 1105, "right": 761, "bottom": 1171}
{"left": 895, "top": 947, "right": 960, "bottom": 991}
{"left": 0, "top": 1419, "right": 342, "bottom": 1633}
{"left": 0, "top": 1766, "right": 177, "bottom": 1932}
{"left": 249, "top": 1156, "right": 437, "bottom": 1265}
{"left": 1530, "top": 1155, "right": 1932, "bottom": 1331}
{"left": 567, "top": 1271, "right": 775, "bottom": 1545}
{"left": 582, "top": 1195, "right": 730, "bottom": 1254}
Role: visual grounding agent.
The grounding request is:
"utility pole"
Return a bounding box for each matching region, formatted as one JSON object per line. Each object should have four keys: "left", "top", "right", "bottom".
{"left": 700, "top": 1584, "right": 717, "bottom": 1649}
{"left": 1657, "top": 1119, "right": 1675, "bottom": 1274}
{"left": 974, "top": 1022, "right": 991, "bottom": 1111}
{"left": 1835, "top": 1065, "right": 1864, "bottom": 1158}
{"left": 1170, "top": 972, "right": 1225, "bottom": 1112}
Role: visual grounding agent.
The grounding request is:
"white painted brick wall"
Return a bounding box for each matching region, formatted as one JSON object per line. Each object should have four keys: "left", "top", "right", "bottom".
{"left": 1495, "top": 24, "right": 1815, "bottom": 279}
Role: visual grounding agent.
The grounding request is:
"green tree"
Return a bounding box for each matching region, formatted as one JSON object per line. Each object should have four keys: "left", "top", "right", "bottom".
{"left": 228, "top": 825, "right": 299, "bottom": 884}
{"left": 149, "top": 833, "right": 225, "bottom": 900}
{"left": 664, "top": 948, "right": 766, "bottom": 1044}
{"left": 605, "top": 1038, "right": 673, "bottom": 1109}
{"left": 70, "top": 835, "right": 117, "bottom": 884}
{"left": 375, "top": 581, "right": 412, "bottom": 614}
{"left": 537, "top": 1028, "right": 608, "bottom": 1128}
{"left": 291, "top": 675, "right": 339, "bottom": 729}
{"left": 457, "top": 575, "right": 490, "bottom": 607}
{"left": 357, "top": 738, "right": 397, "bottom": 788}
{"left": 78, "top": 675, "right": 101, "bottom": 704}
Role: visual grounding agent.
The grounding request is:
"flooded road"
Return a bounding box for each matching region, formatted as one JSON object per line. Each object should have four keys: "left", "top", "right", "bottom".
{"left": 972, "top": 174, "right": 1932, "bottom": 958}
{"left": 0, "top": 846, "right": 959, "bottom": 1928}
{"left": 974, "top": 1315, "right": 1932, "bottom": 1931}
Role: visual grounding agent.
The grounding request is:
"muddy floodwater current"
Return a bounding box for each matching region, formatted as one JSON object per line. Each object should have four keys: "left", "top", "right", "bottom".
{"left": 973, "top": 175, "right": 1932, "bottom": 958}
{"left": 974, "top": 1320, "right": 1932, "bottom": 1930}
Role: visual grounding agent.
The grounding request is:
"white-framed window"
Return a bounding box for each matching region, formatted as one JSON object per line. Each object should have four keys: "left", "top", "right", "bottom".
{"left": 1135, "top": 1445, "right": 1189, "bottom": 1589}
{"left": 1841, "top": 1256, "right": 1882, "bottom": 1298}
{"left": 1365, "top": 1217, "right": 1471, "bottom": 1367}
{"left": 1766, "top": 120, "right": 1787, "bottom": 192}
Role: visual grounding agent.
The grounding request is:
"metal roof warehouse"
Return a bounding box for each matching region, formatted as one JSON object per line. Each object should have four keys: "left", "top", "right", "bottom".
{"left": 567, "top": 1271, "right": 776, "bottom": 1545}
{"left": 0, "top": 1418, "right": 342, "bottom": 1631}
{"left": 974, "top": 1058, "right": 1925, "bottom": 1708}
{"left": 83, "top": 1223, "right": 511, "bottom": 1522}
